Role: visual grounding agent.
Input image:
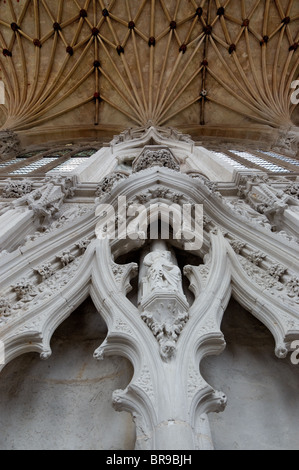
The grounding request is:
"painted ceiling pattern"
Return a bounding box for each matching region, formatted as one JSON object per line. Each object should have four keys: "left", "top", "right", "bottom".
{"left": 0, "top": 0, "right": 298, "bottom": 132}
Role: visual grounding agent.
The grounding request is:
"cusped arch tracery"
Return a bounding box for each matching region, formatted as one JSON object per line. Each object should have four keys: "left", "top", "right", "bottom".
{"left": 0, "top": 162, "right": 298, "bottom": 449}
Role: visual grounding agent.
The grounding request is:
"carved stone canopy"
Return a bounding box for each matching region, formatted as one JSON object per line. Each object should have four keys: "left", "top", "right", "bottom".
{"left": 132, "top": 146, "right": 181, "bottom": 173}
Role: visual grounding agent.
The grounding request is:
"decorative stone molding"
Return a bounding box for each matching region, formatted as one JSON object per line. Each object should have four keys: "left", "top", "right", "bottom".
{"left": 204, "top": 180, "right": 218, "bottom": 194}
{"left": 139, "top": 246, "right": 189, "bottom": 361}
{"left": 247, "top": 251, "right": 266, "bottom": 266}
{"left": 237, "top": 256, "right": 298, "bottom": 309}
{"left": 184, "top": 259, "right": 211, "bottom": 296}
{"left": 267, "top": 264, "right": 287, "bottom": 281}
{"left": 135, "top": 366, "right": 155, "bottom": 400}
{"left": 203, "top": 215, "right": 213, "bottom": 228}
{"left": 26, "top": 182, "right": 66, "bottom": 227}
{"left": 111, "top": 126, "right": 193, "bottom": 153}
{"left": 76, "top": 238, "right": 91, "bottom": 253}
{"left": 285, "top": 183, "right": 299, "bottom": 199}
{"left": 286, "top": 277, "right": 299, "bottom": 298}
{"left": 57, "top": 251, "right": 75, "bottom": 267}
{"left": 24, "top": 204, "right": 94, "bottom": 246}
{"left": 110, "top": 261, "right": 138, "bottom": 296}
{"left": 35, "top": 263, "right": 54, "bottom": 281}
{"left": 0, "top": 298, "right": 11, "bottom": 318}
{"left": 12, "top": 280, "right": 37, "bottom": 302}
{"left": 2, "top": 180, "right": 33, "bottom": 198}
{"left": 141, "top": 296, "right": 189, "bottom": 361}
{"left": 95, "top": 171, "right": 129, "bottom": 200}
{"left": 230, "top": 239, "right": 246, "bottom": 254}
{"left": 226, "top": 199, "right": 272, "bottom": 230}
{"left": 89, "top": 227, "right": 231, "bottom": 450}
{"left": 0, "top": 128, "right": 299, "bottom": 450}
{"left": 132, "top": 187, "right": 187, "bottom": 206}
{"left": 133, "top": 147, "right": 180, "bottom": 173}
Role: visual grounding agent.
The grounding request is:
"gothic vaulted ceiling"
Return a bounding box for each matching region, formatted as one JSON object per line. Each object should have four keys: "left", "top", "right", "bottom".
{"left": 0, "top": 0, "right": 298, "bottom": 144}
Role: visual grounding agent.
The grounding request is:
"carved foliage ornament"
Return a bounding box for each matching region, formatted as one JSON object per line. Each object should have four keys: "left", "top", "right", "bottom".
{"left": 95, "top": 172, "right": 129, "bottom": 200}
{"left": 0, "top": 299, "right": 11, "bottom": 318}
{"left": 2, "top": 180, "right": 33, "bottom": 198}
{"left": 133, "top": 148, "right": 180, "bottom": 173}
{"left": 285, "top": 183, "right": 299, "bottom": 199}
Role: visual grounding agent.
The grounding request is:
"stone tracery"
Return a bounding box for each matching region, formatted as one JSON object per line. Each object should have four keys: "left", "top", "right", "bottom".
{"left": 0, "top": 127, "right": 298, "bottom": 449}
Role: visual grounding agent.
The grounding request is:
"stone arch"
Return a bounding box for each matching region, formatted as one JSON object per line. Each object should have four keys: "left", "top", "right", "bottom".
{"left": 200, "top": 297, "right": 299, "bottom": 450}
{"left": 0, "top": 296, "right": 135, "bottom": 450}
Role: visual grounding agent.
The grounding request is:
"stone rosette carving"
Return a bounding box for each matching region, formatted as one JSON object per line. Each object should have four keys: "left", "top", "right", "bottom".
{"left": 267, "top": 264, "right": 287, "bottom": 281}
{"left": 135, "top": 366, "right": 154, "bottom": 400}
{"left": 230, "top": 239, "right": 246, "bottom": 254}
{"left": 57, "top": 251, "right": 75, "bottom": 267}
{"left": 35, "top": 263, "right": 54, "bottom": 281}
{"left": 0, "top": 298, "right": 12, "bottom": 318}
{"left": 76, "top": 238, "right": 91, "bottom": 253}
{"left": 286, "top": 277, "right": 299, "bottom": 298}
{"left": 247, "top": 251, "right": 266, "bottom": 266}
{"left": 12, "top": 279, "right": 37, "bottom": 302}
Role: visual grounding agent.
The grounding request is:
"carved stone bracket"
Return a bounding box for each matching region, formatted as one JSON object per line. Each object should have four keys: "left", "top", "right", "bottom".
{"left": 141, "top": 293, "right": 189, "bottom": 361}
